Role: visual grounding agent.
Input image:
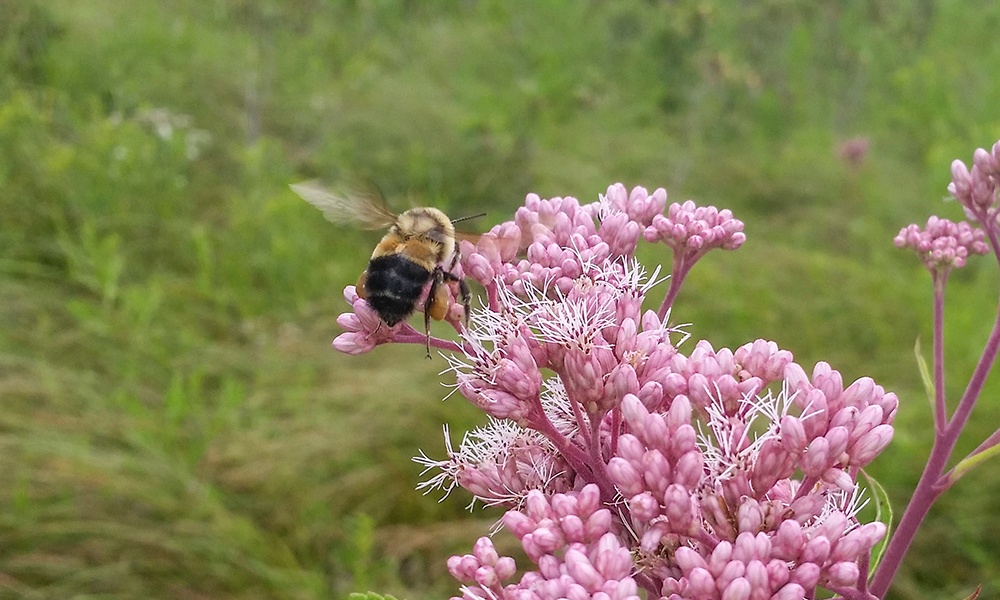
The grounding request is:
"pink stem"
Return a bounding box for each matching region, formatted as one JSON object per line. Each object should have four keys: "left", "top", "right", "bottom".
{"left": 869, "top": 295, "right": 1000, "bottom": 597}
{"left": 933, "top": 272, "right": 947, "bottom": 433}
{"left": 657, "top": 254, "right": 693, "bottom": 320}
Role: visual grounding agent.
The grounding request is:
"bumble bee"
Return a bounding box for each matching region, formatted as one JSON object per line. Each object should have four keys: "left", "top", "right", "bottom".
{"left": 290, "top": 181, "right": 480, "bottom": 355}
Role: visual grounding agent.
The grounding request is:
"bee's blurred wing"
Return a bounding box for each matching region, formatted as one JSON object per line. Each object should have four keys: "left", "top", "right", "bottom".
{"left": 455, "top": 228, "right": 524, "bottom": 262}
{"left": 290, "top": 180, "right": 397, "bottom": 230}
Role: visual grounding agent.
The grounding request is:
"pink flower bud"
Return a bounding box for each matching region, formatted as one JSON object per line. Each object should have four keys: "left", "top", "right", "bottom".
{"left": 585, "top": 509, "right": 614, "bottom": 541}
{"left": 641, "top": 449, "right": 672, "bottom": 494}
{"left": 531, "top": 524, "right": 565, "bottom": 554}
{"left": 496, "top": 556, "right": 516, "bottom": 581}
{"left": 473, "top": 537, "right": 499, "bottom": 565}
{"left": 753, "top": 438, "right": 794, "bottom": 494}
{"left": 789, "top": 494, "right": 824, "bottom": 526}
{"left": 616, "top": 434, "right": 645, "bottom": 465}
{"left": 608, "top": 457, "right": 643, "bottom": 497}
{"left": 771, "top": 583, "right": 806, "bottom": 600}
{"left": 848, "top": 424, "right": 894, "bottom": 466}
{"left": 826, "top": 561, "right": 860, "bottom": 586}
{"left": 565, "top": 548, "right": 603, "bottom": 592}
{"left": 822, "top": 468, "right": 855, "bottom": 492}
{"left": 824, "top": 426, "right": 850, "bottom": 461}
{"left": 744, "top": 560, "right": 768, "bottom": 595}
{"left": 475, "top": 565, "right": 499, "bottom": 588}
{"left": 789, "top": 562, "right": 821, "bottom": 589}
{"left": 974, "top": 147, "right": 1000, "bottom": 174}
{"left": 774, "top": 519, "right": 805, "bottom": 560}
{"left": 780, "top": 416, "right": 808, "bottom": 454}
{"left": 666, "top": 394, "right": 693, "bottom": 428}
{"left": 854, "top": 522, "right": 888, "bottom": 551}
{"left": 717, "top": 559, "right": 746, "bottom": 590}
{"left": 708, "top": 541, "right": 734, "bottom": 576}
{"left": 737, "top": 499, "right": 764, "bottom": 534}
{"left": 802, "top": 437, "right": 830, "bottom": 476}
{"left": 465, "top": 251, "right": 495, "bottom": 284}
{"left": 766, "top": 558, "right": 791, "bottom": 588}
{"left": 675, "top": 546, "right": 709, "bottom": 573}
{"left": 951, "top": 159, "right": 972, "bottom": 202}
{"left": 448, "top": 554, "right": 479, "bottom": 582}
{"left": 620, "top": 394, "right": 649, "bottom": 435}
{"left": 670, "top": 424, "right": 698, "bottom": 458}
{"left": 800, "top": 536, "right": 831, "bottom": 565}
{"left": 811, "top": 362, "right": 843, "bottom": 405}
{"left": 643, "top": 410, "right": 672, "bottom": 455}
{"left": 640, "top": 522, "right": 667, "bottom": 553}
{"left": 637, "top": 380, "right": 664, "bottom": 410}
{"left": 721, "top": 577, "right": 751, "bottom": 600}
{"left": 520, "top": 533, "right": 545, "bottom": 562}
{"left": 847, "top": 404, "right": 884, "bottom": 444}
{"left": 687, "top": 567, "right": 716, "bottom": 596}
{"left": 550, "top": 492, "right": 578, "bottom": 519}
{"left": 560, "top": 514, "right": 586, "bottom": 543}
{"left": 503, "top": 510, "right": 536, "bottom": 538}
{"left": 814, "top": 512, "right": 848, "bottom": 545}
{"left": 525, "top": 490, "right": 552, "bottom": 521}
{"left": 629, "top": 492, "right": 660, "bottom": 521}
{"left": 663, "top": 483, "right": 695, "bottom": 532}
{"left": 332, "top": 331, "right": 375, "bottom": 354}
{"left": 840, "top": 376, "right": 875, "bottom": 409}
{"left": 593, "top": 533, "right": 633, "bottom": 579}
{"left": 674, "top": 450, "right": 705, "bottom": 487}
{"left": 537, "top": 554, "right": 561, "bottom": 579}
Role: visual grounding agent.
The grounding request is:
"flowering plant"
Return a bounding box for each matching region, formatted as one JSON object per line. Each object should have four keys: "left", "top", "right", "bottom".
{"left": 332, "top": 139, "right": 1000, "bottom": 599}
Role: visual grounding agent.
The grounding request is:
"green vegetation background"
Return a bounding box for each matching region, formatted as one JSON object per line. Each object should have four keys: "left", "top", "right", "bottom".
{"left": 2, "top": 0, "right": 1000, "bottom": 598}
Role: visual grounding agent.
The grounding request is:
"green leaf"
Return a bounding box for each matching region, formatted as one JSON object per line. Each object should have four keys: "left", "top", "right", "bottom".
{"left": 951, "top": 444, "right": 1000, "bottom": 483}
{"left": 862, "top": 469, "right": 893, "bottom": 578}
{"left": 348, "top": 593, "right": 399, "bottom": 600}
{"left": 914, "top": 337, "right": 935, "bottom": 412}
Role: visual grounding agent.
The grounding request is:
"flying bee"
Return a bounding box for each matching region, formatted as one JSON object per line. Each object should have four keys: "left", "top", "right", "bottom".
{"left": 290, "top": 181, "right": 482, "bottom": 356}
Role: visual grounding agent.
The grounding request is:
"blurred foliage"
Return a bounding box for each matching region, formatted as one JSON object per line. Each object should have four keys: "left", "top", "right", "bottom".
{"left": 2, "top": 0, "right": 1000, "bottom": 598}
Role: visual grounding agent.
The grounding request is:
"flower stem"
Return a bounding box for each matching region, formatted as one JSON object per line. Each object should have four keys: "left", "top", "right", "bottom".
{"left": 392, "top": 332, "right": 465, "bottom": 354}
{"left": 657, "top": 257, "right": 690, "bottom": 320}
{"left": 933, "top": 272, "right": 947, "bottom": 433}
{"left": 869, "top": 297, "right": 1000, "bottom": 597}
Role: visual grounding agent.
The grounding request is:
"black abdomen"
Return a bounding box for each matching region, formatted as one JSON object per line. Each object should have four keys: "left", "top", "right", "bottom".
{"left": 364, "top": 255, "right": 433, "bottom": 326}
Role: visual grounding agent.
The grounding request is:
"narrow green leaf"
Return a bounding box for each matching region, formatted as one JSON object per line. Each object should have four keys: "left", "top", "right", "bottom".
{"left": 914, "top": 338, "right": 935, "bottom": 411}
{"left": 862, "top": 469, "right": 893, "bottom": 578}
{"left": 952, "top": 444, "right": 1000, "bottom": 482}
{"left": 348, "top": 593, "right": 398, "bottom": 600}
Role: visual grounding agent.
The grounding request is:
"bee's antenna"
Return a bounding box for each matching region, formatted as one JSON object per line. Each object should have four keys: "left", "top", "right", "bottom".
{"left": 451, "top": 212, "right": 487, "bottom": 224}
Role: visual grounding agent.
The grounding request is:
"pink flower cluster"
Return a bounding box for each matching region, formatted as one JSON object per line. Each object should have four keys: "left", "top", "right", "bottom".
{"left": 405, "top": 185, "right": 896, "bottom": 599}
{"left": 948, "top": 141, "right": 1000, "bottom": 216}
{"left": 449, "top": 485, "right": 640, "bottom": 600}
{"left": 894, "top": 217, "right": 988, "bottom": 273}
{"left": 644, "top": 201, "right": 746, "bottom": 255}
{"left": 894, "top": 142, "right": 999, "bottom": 276}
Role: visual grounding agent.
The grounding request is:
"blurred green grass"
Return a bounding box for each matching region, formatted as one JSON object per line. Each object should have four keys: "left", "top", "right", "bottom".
{"left": 2, "top": 0, "right": 1000, "bottom": 598}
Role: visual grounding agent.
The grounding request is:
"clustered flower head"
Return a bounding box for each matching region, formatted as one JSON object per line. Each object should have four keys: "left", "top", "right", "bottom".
{"left": 894, "top": 217, "right": 988, "bottom": 274}
{"left": 948, "top": 140, "right": 1000, "bottom": 218}
{"left": 894, "top": 141, "right": 999, "bottom": 275}
{"left": 382, "top": 184, "right": 896, "bottom": 600}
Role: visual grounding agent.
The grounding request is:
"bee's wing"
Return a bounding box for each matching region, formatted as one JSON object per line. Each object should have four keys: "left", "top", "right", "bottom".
{"left": 455, "top": 227, "right": 524, "bottom": 262}
{"left": 290, "top": 180, "right": 397, "bottom": 230}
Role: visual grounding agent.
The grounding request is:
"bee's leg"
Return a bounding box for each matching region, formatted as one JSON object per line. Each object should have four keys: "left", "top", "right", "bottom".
{"left": 423, "top": 269, "right": 447, "bottom": 359}
{"left": 457, "top": 277, "right": 472, "bottom": 327}
{"left": 438, "top": 271, "right": 471, "bottom": 328}
{"left": 461, "top": 278, "right": 471, "bottom": 326}
{"left": 442, "top": 249, "right": 471, "bottom": 326}
{"left": 356, "top": 270, "right": 369, "bottom": 299}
